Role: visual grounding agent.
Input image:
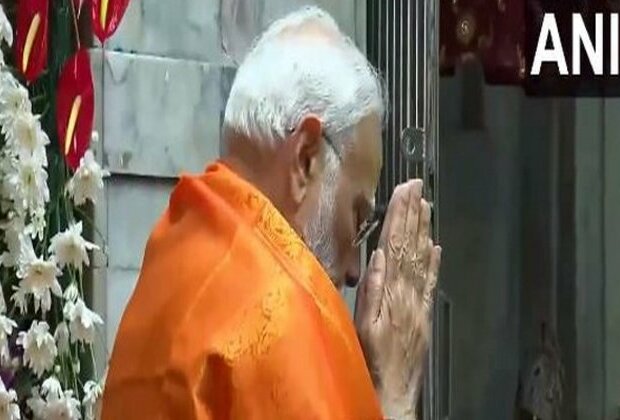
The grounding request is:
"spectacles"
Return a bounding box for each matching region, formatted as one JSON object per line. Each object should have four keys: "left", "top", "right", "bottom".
{"left": 319, "top": 132, "right": 383, "bottom": 248}
{"left": 288, "top": 127, "right": 381, "bottom": 248}
{"left": 352, "top": 204, "right": 386, "bottom": 248}
{"left": 286, "top": 127, "right": 342, "bottom": 163}
{"left": 319, "top": 132, "right": 380, "bottom": 248}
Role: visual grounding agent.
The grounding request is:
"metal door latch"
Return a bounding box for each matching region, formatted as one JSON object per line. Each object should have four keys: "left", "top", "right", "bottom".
{"left": 401, "top": 127, "right": 426, "bottom": 163}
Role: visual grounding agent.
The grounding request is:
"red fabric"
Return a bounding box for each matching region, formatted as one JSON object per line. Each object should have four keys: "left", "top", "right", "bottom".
{"left": 440, "top": 0, "right": 525, "bottom": 84}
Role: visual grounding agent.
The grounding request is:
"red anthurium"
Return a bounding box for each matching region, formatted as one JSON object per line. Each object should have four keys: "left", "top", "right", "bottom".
{"left": 91, "top": 0, "right": 130, "bottom": 42}
{"left": 15, "top": 0, "right": 49, "bottom": 82}
{"left": 56, "top": 49, "right": 95, "bottom": 170}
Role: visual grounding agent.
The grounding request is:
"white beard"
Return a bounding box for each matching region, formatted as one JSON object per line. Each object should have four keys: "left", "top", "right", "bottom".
{"left": 304, "top": 160, "right": 339, "bottom": 283}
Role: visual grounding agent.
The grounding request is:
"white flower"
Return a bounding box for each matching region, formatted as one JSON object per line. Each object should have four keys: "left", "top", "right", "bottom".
{"left": 49, "top": 222, "right": 99, "bottom": 272}
{"left": 67, "top": 151, "right": 109, "bottom": 206}
{"left": 64, "top": 299, "right": 103, "bottom": 345}
{"left": 16, "top": 321, "right": 58, "bottom": 377}
{"left": 9, "top": 286, "right": 27, "bottom": 315}
{"left": 0, "top": 4, "right": 12, "bottom": 48}
{"left": 0, "top": 4, "right": 10, "bottom": 66}
{"left": 14, "top": 155, "right": 49, "bottom": 211}
{"left": 5, "top": 113, "right": 49, "bottom": 163}
{"left": 17, "top": 239, "right": 62, "bottom": 314}
{"left": 0, "top": 157, "right": 24, "bottom": 214}
{"left": 0, "top": 288, "right": 6, "bottom": 314}
{"left": 26, "top": 388, "right": 45, "bottom": 418}
{"left": 3, "top": 153, "right": 49, "bottom": 216}
{"left": 32, "top": 378, "right": 82, "bottom": 420}
{"left": 0, "top": 315, "right": 16, "bottom": 364}
{"left": 82, "top": 380, "right": 102, "bottom": 420}
{"left": 82, "top": 381, "right": 102, "bottom": 405}
{"left": 0, "top": 80, "right": 31, "bottom": 130}
{"left": 0, "top": 377, "right": 20, "bottom": 420}
{"left": 42, "top": 390, "right": 81, "bottom": 420}
{"left": 63, "top": 283, "right": 79, "bottom": 303}
{"left": 29, "top": 206, "right": 46, "bottom": 241}
{"left": 0, "top": 216, "right": 27, "bottom": 268}
{"left": 90, "top": 131, "right": 99, "bottom": 144}
{"left": 53, "top": 322, "right": 70, "bottom": 355}
{"left": 41, "top": 376, "right": 63, "bottom": 401}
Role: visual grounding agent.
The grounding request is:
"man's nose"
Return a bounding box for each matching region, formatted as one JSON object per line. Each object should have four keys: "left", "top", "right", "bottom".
{"left": 345, "top": 273, "right": 360, "bottom": 287}
{"left": 345, "top": 252, "right": 361, "bottom": 287}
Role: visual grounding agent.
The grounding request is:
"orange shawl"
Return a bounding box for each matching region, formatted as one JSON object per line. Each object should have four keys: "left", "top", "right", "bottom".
{"left": 101, "top": 162, "right": 382, "bottom": 419}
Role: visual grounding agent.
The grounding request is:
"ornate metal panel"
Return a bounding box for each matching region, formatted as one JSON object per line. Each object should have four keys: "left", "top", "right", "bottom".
{"left": 366, "top": 1, "right": 449, "bottom": 418}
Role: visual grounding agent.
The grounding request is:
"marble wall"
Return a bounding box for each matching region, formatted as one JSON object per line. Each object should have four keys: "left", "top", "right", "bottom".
{"left": 91, "top": 0, "right": 364, "bottom": 357}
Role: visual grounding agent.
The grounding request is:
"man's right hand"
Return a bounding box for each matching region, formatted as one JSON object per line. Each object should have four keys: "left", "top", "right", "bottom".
{"left": 354, "top": 179, "right": 441, "bottom": 419}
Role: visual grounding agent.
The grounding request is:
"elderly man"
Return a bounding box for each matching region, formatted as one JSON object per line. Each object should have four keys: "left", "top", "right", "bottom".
{"left": 101, "top": 6, "right": 441, "bottom": 420}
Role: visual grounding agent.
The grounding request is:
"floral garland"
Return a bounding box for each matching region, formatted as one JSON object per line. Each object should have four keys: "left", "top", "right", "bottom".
{"left": 0, "top": 3, "right": 112, "bottom": 419}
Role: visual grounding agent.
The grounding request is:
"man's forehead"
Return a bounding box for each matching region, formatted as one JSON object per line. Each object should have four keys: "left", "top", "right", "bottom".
{"left": 350, "top": 115, "right": 383, "bottom": 181}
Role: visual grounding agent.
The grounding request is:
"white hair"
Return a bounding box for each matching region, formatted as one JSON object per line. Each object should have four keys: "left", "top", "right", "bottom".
{"left": 304, "top": 149, "right": 340, "bottom": 279}
{"left": 223, "top": 6, "right": 385, "bottom": 152}
{"left": 223, "top": 7, "right": 384, "bottom": 285}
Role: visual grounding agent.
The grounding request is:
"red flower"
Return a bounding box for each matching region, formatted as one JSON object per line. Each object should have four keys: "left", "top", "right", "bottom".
{"left": 14, "top": 0, "right": 49, "bottom": 82}
{"left": 91, "top": 0, "right": 131, "bottom": 43}
{"left": 56, "top": 49, "right": 95, "bottom": 170}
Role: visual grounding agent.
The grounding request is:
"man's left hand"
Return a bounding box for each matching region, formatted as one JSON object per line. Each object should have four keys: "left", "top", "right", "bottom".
{"left": 354, "top": 179, "right": 441, "bottom": 419}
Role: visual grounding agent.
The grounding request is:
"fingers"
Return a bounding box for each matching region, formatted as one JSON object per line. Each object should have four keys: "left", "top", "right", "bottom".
{"left": 428, "top": 246, "right": 441, "bottom": 286}
{"left": 357, "top": 249, "right": 386, "bottom": 325}
{"left": 377, "top": 183, "right": 408, "bottom": 250}
{"left": 378, "top": 179, "right": 423, "bottom": 252}
{"left": 416, "top": 200, "right": 431, "bottom": 253}
{"left": 413, "top": 201, "right": 432, "bottom": 293}
{"left": 423, "top": 246, "right": 442, "bottom": 309}
{"left": 404, "top": 184, "right": 423, "bottom": 252}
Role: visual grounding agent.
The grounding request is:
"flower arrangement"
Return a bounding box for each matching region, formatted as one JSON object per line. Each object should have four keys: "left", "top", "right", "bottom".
{"left": 0, "top": 0, "right": 128, "bottom": 418}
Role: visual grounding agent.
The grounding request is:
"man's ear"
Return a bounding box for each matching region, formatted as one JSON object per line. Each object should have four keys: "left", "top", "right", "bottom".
{"left": 290, "top": 114, "right": 323, "bottom": 204}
